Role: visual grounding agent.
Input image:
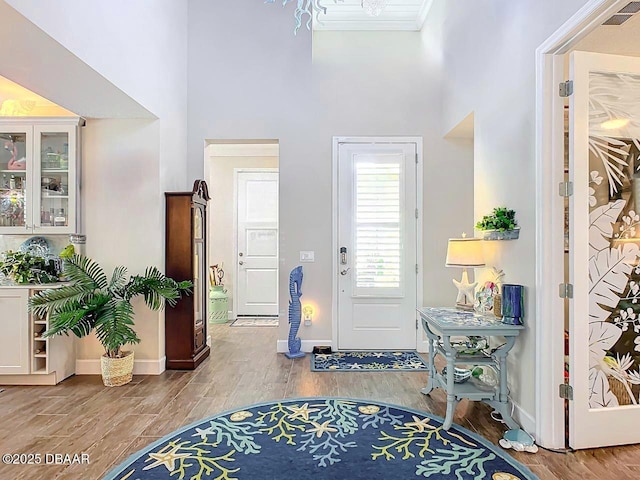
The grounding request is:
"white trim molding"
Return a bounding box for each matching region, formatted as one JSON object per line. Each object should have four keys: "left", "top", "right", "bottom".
{"left": 75, "top": 356, "right": 166, "bottom": 375}
{"left": 277, "top": 340, "right": 333, "bottom": 354}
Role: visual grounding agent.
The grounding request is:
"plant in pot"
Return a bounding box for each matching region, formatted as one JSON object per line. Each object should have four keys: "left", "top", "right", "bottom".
{"left": 475, "top": 207, "right": 519, "bottom": 240}
{"left": 29, "top": 254, "right": 192, "bottom": 387}
{"left": 0, "top": 250, "right": 60, "bottom": 284}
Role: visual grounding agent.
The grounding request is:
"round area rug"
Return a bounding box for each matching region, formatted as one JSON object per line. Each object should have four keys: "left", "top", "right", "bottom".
{"left": 104, "top": 398, "right": 537, "bottom": 480}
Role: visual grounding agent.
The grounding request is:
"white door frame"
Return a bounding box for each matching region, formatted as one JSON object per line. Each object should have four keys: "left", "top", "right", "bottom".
{"left": 535, "top": 0, "right": 628, "bottom": 449}
{"left": 332, "top": 136, "right": 423, "bottom": 351}
{"left": 232, "top": 167, "right": 280, "bottom": 318}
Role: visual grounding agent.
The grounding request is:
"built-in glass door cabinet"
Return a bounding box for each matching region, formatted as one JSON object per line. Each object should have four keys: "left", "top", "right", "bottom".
{"left": 0, "top": 118, "right": 81, "bottom": 234}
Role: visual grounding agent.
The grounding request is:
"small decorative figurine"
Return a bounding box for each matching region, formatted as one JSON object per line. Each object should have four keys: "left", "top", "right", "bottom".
{"left": 285, "top": 266, "right": 305, "bottom": 359}
{"left": 499, "top": 428, "right": 538, "bottom": 453}
{"left": 474, "top": 268, "right": 505, "bottom": 314}
{"left": 5, "top": 140, "right": 26, "bottom": 170}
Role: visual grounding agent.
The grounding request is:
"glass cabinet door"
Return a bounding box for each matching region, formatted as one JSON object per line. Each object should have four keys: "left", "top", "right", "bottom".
{"left": 0, "top": 129, "right": 31, "bottom": 230}
{"left": 34, "top": 125, "right": 75, "bottom": 233}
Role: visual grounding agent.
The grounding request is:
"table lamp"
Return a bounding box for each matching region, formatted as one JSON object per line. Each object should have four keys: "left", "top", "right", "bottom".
{"left": 446, "top": 234, "right": 486, "bottom": 309}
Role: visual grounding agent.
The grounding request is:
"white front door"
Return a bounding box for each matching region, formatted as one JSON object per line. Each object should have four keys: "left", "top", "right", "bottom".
{"left": 569, "top": 51, "right": 640, "bottom": 448}
{"left": 337, "top": 142, "right": 418, "bottom": 350}
{"left": 236, "top": 170, "right": 279, "bottom": 316}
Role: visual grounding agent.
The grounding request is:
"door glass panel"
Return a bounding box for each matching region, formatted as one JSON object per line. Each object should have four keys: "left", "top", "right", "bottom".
{"left": 587, "top": 71, "right": 640, "bottom": 408}
{"left": 39, "top": 131, "right": 69, "bottom": 228}
{"left": 0, "top": 132, "right": 27, "bottom": 227}
{"left": 353, "top": 156, "right": 403, "bottom": 296}
{"left": 194, "top": 240, "right": 203, "bottom": 326}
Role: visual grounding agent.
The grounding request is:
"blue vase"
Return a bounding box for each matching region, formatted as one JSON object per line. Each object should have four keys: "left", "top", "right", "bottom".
{"left": 502, "top": 284, "right": 524, "bottom": 325}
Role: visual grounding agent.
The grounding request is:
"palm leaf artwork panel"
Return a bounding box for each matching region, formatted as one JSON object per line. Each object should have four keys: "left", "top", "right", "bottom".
{"left": 586, "top": 72, "right": 640, "bottom": 407}
{"left": 29, "top": 255, "right": 191, "bottom": 359}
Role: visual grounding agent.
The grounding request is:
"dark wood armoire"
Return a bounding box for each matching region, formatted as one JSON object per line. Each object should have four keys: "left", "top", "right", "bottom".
{"left": 164, "top": 180, "right": 211, "bottom": 369}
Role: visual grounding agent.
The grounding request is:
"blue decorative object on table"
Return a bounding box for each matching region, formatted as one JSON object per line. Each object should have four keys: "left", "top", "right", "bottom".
{"left": 441, "top": 366, "right": 473, "bottom": 383}
{"left": 502, "top": 284, "right": 524, "bottom": 325}
{"left": 285, "top": 265, "right": 305, "bottom": 359}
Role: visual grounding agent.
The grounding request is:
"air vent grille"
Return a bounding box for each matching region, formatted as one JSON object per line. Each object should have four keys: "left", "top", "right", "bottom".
{"left": 619, "top": 2, "right": 640, "bottom": 14}
{"left": 603, "top": 14, "right": 633, "bottom": 25}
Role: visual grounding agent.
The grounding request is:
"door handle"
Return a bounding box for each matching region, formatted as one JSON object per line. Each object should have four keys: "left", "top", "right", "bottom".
{"left": 340, "top": 268, "right": 350, "bottom": 276}
{"left": 239, "top": 261, "right": 244, "bottom": 265}
{"left": 340, "top": 247, "right": 348, "bottom": 265}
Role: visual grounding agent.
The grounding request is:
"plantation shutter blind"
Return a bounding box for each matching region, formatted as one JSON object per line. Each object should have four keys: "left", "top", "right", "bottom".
{"left": 353, "top": 155, "right": 405, "bottom": 297}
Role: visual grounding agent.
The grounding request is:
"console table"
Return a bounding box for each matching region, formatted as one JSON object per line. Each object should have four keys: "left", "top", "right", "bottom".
{"left": 418, "top": 307, "right": 524, "bottom": 430}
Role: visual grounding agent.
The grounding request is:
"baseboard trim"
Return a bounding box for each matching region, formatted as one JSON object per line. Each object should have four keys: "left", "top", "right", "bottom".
{"left": 512, "top": 400, "right": 536, "bottom": 437}
{"left": 75, "top": 356, "right": 166, "bottom": 375}
{"left": 277, "top": 340, "right": 333, "bottom": 353}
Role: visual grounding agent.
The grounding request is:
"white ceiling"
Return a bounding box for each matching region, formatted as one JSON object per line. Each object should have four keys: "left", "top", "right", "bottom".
{"left": 313, "top": 0, "right": 434, "bottom": 31}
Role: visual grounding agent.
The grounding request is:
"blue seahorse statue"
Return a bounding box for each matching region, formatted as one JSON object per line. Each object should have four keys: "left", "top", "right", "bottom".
{"left": 285, "top": 266, "right": 305, "bottom": 359}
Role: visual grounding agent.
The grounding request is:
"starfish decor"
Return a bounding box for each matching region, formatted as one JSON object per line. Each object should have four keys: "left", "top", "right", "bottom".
{"left": 453, "top": 268, "right": 477, "bottom": 309}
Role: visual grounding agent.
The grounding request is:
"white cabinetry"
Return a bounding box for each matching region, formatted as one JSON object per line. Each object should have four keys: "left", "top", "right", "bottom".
{"left": 0, "top": 117, "right": 82, "bottom": 234}
{"left": 0, "top": 289, "right": 29, "bottom": 374}
{"left": 0, "top": 285, "right": 75, "bottom": 385}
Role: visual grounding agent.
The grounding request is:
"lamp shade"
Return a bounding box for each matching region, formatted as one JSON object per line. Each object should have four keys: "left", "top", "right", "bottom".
{"left": 445, "top": 238, "right": 486, "bottom": 267}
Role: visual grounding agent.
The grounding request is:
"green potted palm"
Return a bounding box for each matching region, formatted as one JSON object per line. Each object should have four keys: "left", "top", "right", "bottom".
{"left": 29, "top": 254, "right": 192, "bottom": 386}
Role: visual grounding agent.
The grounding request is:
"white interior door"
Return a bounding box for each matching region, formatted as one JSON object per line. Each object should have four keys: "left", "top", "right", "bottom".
{"left": 569, "top": 51, "right": 640, "bottom": 448}
{"left": 337, "top": 142, "right": 418, "bottom": 350}
{"left": 236, "top": 170, "right": 279, "bottom": 316}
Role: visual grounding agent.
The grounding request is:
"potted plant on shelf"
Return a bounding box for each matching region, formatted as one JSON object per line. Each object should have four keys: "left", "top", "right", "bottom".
{"left": 29, "top": 254, "right": 192, "bottom": 387}
{"left": 0, "top": 250, "right": 60, "bottom": 284}
{"left": 475, "top": 207, "right": 520, "bottom": 240}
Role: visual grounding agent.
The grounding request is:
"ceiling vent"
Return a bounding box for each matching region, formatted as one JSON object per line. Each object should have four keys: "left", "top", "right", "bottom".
{"left": 603, "top": 2, "right": 640, "bottom": 25}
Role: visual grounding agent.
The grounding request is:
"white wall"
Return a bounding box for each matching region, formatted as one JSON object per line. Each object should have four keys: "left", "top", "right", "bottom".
{"left": 2, "top": 0, "right": 189, "bottom": 363}
{"left": 435, "top": 0, "right": 592, "bottom": 422}
{"left": 187, "top": 0, "right": 474, "bottom": 346}
{"left": 208, "top": 155, "right": 279, "bottom": 307}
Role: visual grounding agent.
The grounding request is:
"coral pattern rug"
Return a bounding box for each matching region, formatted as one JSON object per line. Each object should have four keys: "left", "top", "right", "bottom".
{"left": 312, "top": 350, "right": 429, "bottom": 371}
{"left": 104, "top": 398, "right": 537, "bottom": 480}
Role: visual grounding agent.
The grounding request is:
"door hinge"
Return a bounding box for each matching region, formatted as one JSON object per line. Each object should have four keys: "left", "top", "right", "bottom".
{"left": 416, "top": 317, "right": 419, "bottom": 330}
{"left": 559, "top": 181, "right": 573, "bottom": 197}
{"left": 559, "top": 383, "right": 573, "bottom": 400}
{"left": 559, "top": 80, "right": 573, "bottom": 97}
{"left": 415, "top": 264, "right": 419, "bottom": 274}
{"left": 415, "top": 153, "right": 418, "bottom": 164}
{"left": 559, "top": 283, "right": 573, "bottom": 299}
{"left": 415, "top": 208, "right": 419, "bottom": 219}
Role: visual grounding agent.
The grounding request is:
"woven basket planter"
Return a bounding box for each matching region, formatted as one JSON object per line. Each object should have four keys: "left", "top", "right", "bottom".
{"left": 101, "top": 351, "right": 134, "bottom": 387}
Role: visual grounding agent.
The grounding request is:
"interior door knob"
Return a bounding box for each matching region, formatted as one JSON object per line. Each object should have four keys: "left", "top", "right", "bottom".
{"left": 340, "top": 268, "right": 351, "bottom": 275}
{"left": 239, "top": 252, "right": 244, "bottom": 257}
{"left": 239, "top": 261, "right": 244, "bottom": 265}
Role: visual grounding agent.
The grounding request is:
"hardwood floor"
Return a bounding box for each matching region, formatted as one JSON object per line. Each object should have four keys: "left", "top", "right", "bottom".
{"left": 0, "top": 324, "right": 639, "bottom": 479}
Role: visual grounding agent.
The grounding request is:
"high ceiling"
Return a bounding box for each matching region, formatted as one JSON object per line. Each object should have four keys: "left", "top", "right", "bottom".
{"left": 313, "top": 0, "right": 433, "bottom": 31}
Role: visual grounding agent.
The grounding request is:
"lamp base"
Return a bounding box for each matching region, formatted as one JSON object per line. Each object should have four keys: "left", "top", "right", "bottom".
{"left": 455, "top": 302, "right": 475, "bottom": 311}
{"left": 453, "top": 269, "right": 477, "bottom": 309}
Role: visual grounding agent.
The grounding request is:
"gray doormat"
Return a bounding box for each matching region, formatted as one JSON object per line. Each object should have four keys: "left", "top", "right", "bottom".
{"left": 230, "top": 317, "right": 279, "bottom": 327}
